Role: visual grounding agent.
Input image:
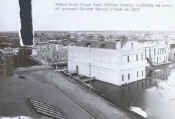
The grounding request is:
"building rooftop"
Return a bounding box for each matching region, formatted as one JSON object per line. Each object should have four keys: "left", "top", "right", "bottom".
{"left": 76, "top": 40, "right": 116, "bottom": 49}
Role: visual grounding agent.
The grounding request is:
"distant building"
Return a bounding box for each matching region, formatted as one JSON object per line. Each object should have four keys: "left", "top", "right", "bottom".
{"left": 0, "top": 36, "right": 13, "bottom": 48}
{"left": 68, "top": 40, "right": 170, "bottom": 86}
{"left": 76, "top": 40, "right": 116, "bottom": 49}
{"left": 143, "top": 40, "right": 170, "bottom": 65}
{"left": 0, "top": 54, "right": 14, "bottom": 76}
{"left": 0, "top": 48, "right": 19, "bottom": 56}
{"left": 0, "top": 36, "right": 8, "bottom": 43}
{"left": 33, "top": 43, "right": 67, "bottom": 65}
{"left": 169, "top": 44, "right": 175, "bottom": 61}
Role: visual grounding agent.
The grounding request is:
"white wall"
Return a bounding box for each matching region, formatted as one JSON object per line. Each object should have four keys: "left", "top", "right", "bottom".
{"left": 68, "top": 46, "right": 147, "bottom": 86}
{"left": 120, "top": 67, "right": 146, "bottom": 84}
{"left": 68, "top": 40, "right": 170, "bottom": 86}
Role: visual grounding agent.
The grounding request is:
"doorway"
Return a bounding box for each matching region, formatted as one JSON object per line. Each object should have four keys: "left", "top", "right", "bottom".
{"left": 76, "top": 65, "right": 79, "bottom": 74}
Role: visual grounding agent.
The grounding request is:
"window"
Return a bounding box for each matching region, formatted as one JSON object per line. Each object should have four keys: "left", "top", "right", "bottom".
{"left": 137, "top": 71, "right": 139, "bottom": 78}
{"left": 136, "top": 55, "right": 138, "bottom": 61}
{"left": 131, "top": 43, "right": 134, "bottom": 48}
{"left": 122, "top": 74, "right": 124, "bottom": 81}
{"left": 141, "top": 53, "right": 144, "bottom": 60}
{"left": 128, "top": 73, "right": 130, "bottom": 80}
{"left": 127, "top": 56, "right": 130, "bottom": 63}
{"left": 154, "top": 48, "right": 156, "bottom": 55}
{"left": 86, "top": 43, "right": 91, "bottom": 47}
{"left": 164, "top": 56, "right": 167, "bottom": 62}
{"left": 157, "top": 57, "right": 159, "bottom": 64}
{"left": 142, "top": 71, "right": 144, "bottom": 77}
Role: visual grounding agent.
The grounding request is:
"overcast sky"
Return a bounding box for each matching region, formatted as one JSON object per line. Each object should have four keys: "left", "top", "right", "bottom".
{"left": 0, "top": 0, "right": 175, "bottom": 31}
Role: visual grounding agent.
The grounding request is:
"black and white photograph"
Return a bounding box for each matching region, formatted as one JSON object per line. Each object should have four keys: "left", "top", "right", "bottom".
{"left": 1, "top": 0, "right": 175, "bottom": 119}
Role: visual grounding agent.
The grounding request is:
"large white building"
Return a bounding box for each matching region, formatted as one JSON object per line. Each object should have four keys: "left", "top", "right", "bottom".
{"left": 68, "top": 40, "right": 170, "bottom": 86}
{"left": 68, "top": 40, "right": 149, "bottom": 86}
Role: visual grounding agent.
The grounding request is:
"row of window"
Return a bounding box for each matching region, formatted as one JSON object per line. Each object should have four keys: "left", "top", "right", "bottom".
{"left": 148, "top": 48, "right": 168, "bottom": 56}
{"left": 122, "top": 70, "right": 144, "bottom": 81}
{"left": 126, "top": 48, "right": 169, "bottom": 63}
{"left": 127, "top": 53, "right": 145, "bottom": 63}
{"left": 156, "top": 48, "right": 168, "bottom": 55}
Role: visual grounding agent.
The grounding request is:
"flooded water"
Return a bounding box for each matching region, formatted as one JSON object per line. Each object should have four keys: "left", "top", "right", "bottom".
{"left": 1, "top": 47, "right": 175, "bottom": 119}
{"left": 91, "top": 64, "right": 175, "bottom": 119}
